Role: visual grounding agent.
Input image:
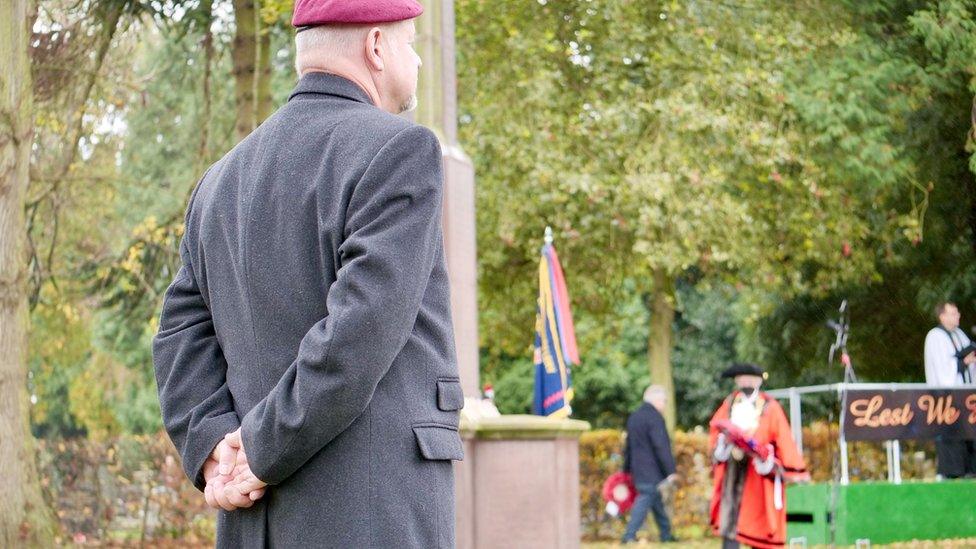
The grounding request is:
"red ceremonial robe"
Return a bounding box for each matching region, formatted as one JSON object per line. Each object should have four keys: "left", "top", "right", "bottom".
{"left": 708, "top": 392, "right": 809, "bottom": 548}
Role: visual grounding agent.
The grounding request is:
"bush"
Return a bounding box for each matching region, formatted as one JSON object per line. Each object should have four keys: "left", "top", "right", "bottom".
{"left": 36, "top": 433, "right": 214, "bottom": 545}
{"left": 36, "top": 423, "right": 937, "bottom": 544}
{"left": 579, "top": 428, "right": 713, "bottom": 541}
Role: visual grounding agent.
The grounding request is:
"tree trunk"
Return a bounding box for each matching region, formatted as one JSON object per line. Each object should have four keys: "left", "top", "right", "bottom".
{"left": 232, "top": 0, "right": 257, "bottom": 141}
{"left": 1, "top": 0, "right": 56, "bottom": 544}
{"left": 256, "top": 16, "right": 273, "bottom": 125}
{"left": 232, "top": 0, "right": 273, "bottom": 141}
{"left": 195, "top": 0, "right": 215, "bottom": 176}
{"left": 647, "top": 269, "right": 676, "bottom": 432}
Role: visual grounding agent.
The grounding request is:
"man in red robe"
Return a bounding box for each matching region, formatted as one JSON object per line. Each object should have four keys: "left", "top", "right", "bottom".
{"left": 709, "top": 363, "right": 809, "bottom": 549}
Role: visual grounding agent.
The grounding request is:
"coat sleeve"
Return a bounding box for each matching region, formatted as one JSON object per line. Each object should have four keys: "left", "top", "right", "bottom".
{"left": 153, "top": 234, "right": 240, "bottom": 492}
{"left": 649, "top": 415, "right": 676, "bottom": 478}
{"left": 239, "top": 126, "right": 445, "bottom": 485}
{"left": 622, "top": 422, "right": 632, "bottom": 474}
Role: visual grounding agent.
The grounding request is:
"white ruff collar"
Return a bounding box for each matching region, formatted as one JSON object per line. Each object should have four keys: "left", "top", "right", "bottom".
{"left": 730, "top": 390, "right": 762, "bottom": 434}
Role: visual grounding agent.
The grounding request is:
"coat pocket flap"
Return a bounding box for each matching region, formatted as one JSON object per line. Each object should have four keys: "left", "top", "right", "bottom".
{"left": 436, "top": 379, "right": 465, "bottom": 412}
{"left": 413, "top": 424, "right": 464, "bottom": 461}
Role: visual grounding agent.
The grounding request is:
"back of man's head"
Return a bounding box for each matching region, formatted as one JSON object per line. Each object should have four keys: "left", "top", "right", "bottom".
{"left": 295, "top": 21, "right": 410, "bottom": 74}
{"left": 293, "top": 21, "right": 419, "bottom": 114}
{"left": 296, "top": 25, "right": 362, "bottom": 73}
{"left": 643, "top": 385, "right": 667, "bottom": 411}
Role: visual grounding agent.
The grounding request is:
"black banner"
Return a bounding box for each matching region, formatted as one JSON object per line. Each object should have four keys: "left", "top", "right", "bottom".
{"left": 843, "top": 389, "right": 976, "bottom": 441}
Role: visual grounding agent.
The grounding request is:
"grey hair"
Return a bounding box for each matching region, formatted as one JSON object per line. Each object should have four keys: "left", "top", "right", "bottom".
{"left": 295, "top": 26, "right": 363, "bottom": 74}
{"left": 294, "top": 21, "right": 409, "bottom": 75}
{"left": 643, "top": 385, "right": 667, "bottom": 404}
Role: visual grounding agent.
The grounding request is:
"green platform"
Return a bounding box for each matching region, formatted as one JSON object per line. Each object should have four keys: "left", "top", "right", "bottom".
{"left": 786, "top": 480, "right": 976, "bottom": 544}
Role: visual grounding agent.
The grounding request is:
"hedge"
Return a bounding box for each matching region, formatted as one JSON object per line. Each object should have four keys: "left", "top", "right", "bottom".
{"left": 34, "top": 423, "right": 937, "bottom": 543}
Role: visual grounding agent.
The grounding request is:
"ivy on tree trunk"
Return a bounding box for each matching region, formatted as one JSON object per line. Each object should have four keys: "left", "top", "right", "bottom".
{"left": 0, "top": 0, "right": 56, "bottom": 544}
{"left": 232, "top": 0, "right": 273, "bottom": 141}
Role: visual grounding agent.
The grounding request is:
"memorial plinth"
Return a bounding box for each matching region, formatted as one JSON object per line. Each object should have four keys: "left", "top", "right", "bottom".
{"left": 455, "top": 415, "right": 591, "bottom": 549}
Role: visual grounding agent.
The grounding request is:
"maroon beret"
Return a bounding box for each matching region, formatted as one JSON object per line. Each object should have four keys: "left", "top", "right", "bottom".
{"left": 292, "top": 0, "right": 424, "bottom": 28}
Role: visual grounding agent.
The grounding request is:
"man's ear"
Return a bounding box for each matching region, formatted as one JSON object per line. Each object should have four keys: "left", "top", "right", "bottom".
{"left": 365, "top": 27, "right": 384, "bottom": 71}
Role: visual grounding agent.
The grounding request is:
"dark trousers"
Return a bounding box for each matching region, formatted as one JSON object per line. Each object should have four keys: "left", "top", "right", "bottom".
{"left": 622, "top": 482, "right": 673, "bottom": 542}
{"left": 936, "top": 438, "right": 976, "bottom": 478}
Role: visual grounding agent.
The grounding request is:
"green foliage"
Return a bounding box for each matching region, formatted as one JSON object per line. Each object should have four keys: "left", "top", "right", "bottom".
{"left": 491, "top": 366, "right": 532, "bottom": 416}
{"left": 459, "top": 0, "right": 910, "bottom": 355}
{"left": 24, "top": 0, "right": 976, "bottom": 443}
{"left": 491, "top": 280, "right": 748, "bottom": 430}
{"left": 29, "top": 5, "right": 242, "bottom": 437}
{"left": 489, "top": 281, "right": 651, "bottom": 427}
{"left": 456, "top": 0, "right": 941, "bottom": 426}
{"left": 672, "top": 283, "right": 741, "bottom": 427}
{"left": 115, "top": 32, "right": 236, "bottom": 230}
{"left": 28, "top": 297, "right": 90, "bottom": 438}
{"left": 739, "top": 0, "right": 976, "bottom": 388}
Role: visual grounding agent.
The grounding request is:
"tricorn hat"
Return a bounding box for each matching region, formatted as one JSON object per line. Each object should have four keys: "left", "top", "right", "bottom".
{"left": 721, "top": 362, "right": 768, "bottom": 380}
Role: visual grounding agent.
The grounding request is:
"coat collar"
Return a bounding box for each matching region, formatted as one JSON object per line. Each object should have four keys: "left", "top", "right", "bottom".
{"left": 640, "top": 401, "right": 659, "bottom": 416}
{"left": 288, "top": 72, "right": 375, "bottom": 106}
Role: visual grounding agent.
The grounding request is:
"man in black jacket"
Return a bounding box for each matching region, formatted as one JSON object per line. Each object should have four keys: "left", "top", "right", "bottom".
{"left": 622, "top": 385, "right": 678, "bottom": 543}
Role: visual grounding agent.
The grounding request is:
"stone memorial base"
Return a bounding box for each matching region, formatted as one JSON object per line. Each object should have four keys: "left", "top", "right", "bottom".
{"left": 455, "top": 414, "right": 590, "bottom": 549}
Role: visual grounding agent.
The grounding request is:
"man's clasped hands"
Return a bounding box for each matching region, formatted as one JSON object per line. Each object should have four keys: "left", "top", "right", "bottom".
{"left": 202, "top": 428, "right": 269, "bottom": 510}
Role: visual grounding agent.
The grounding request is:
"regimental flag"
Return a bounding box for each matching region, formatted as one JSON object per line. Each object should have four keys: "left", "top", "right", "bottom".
{"left": 533, "top": 241, "right": 580, "bottom": 418}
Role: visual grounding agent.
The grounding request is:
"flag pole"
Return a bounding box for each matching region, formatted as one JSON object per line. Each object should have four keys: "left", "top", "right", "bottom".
{"left": 544, "top": 226, "right": 553, "bottom": 245}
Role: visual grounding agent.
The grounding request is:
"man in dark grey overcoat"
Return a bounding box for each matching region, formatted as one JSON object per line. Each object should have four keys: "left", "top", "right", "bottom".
{"left": 151, "top": 1, "right": 463, "bottom": 547}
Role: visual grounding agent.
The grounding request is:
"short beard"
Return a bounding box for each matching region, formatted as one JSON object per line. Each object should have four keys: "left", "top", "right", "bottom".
{"left": 398, "top": 94, "right": 418, "bottom": 114}
{"left": 738, "top": 386, "right": 758, "bottom": 398}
